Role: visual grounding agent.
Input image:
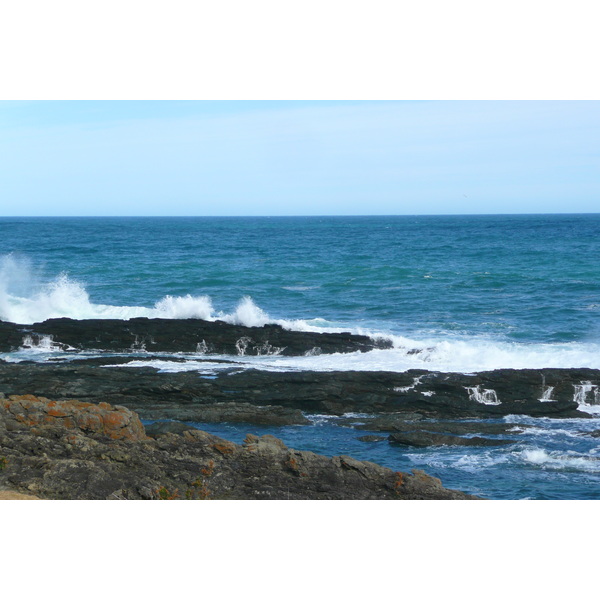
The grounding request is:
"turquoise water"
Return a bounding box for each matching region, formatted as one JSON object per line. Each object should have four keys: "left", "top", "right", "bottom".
{"left": 2, "top": 215, "right": 600, "bottom": 371}
{"left": 2, "top": 215, "right": 600, "bottom": 343}
{"left": 1, "top": 215, "right": 600, "bottom": 498}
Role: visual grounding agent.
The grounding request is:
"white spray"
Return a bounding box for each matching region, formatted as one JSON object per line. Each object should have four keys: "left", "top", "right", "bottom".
{"left": 573, "top": 382, "right": 600, "bottom": 406}
{"left": 465, "top": 385, "right": 501, "bottom": 405}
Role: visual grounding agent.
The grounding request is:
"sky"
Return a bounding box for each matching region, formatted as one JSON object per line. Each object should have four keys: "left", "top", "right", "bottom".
{"left": 0, "top": 100, "right": 598, "bottom": 216}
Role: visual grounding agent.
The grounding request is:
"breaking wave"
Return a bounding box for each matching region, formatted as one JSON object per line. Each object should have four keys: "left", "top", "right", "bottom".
{"left": 3, "top": 254, "right": 600, "bottom": 372}
{"left": 520, "top": 448, "right": 600, "bottom": 472}
{"left": 0, "top": 255, "right": 309, "bottom": 327}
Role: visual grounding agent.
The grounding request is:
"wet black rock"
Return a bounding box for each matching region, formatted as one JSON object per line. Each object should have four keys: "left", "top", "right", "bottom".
{"left": 0, "top": 362, "right": 596, "bottom": 421}
{"left": 0, "top": 317, "right": 390, "bottom": 356}
{"left": 202, "top": 368, "right": 594, "bottom": 418}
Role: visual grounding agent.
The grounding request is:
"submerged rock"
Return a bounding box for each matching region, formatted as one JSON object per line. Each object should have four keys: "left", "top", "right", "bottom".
{"left": 355, "top": 416, "right": 529, "bottom": 435}
{"left": 353, "top": 416, "right": 524, "bottom": 447}
{"left": 357, "top": 435, "right": 387, "bottom": 443}
{"left": 583, "top": 429, "right": 600, "bottom": 438}
{"left": 388, "top": 431, "right": 515, "bottom": 448}
{"left": 0, "top": 394, "right": 477, "bottom": 500}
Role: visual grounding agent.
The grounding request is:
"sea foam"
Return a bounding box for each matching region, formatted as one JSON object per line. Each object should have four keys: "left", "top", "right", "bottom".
{"left": 0, "top": 255, "right": 267, "bottom": 325}
{"left": 520, "top": 448, "right": 600, "bottom": 472}
{"left": 153, "top": 295, "right": 214, "bottom": 320}
{"left": 4, "top": 254, "right": 600, "bottom": 372}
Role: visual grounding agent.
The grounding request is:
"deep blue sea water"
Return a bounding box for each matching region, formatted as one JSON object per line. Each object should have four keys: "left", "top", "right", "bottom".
{"left": 1, "top": 215, "right": 599, "bottom": 499}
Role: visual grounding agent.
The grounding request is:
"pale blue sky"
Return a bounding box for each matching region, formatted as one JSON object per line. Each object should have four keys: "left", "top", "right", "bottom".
{"left": 1, "top": 101, "right": 598, "bottom": 216}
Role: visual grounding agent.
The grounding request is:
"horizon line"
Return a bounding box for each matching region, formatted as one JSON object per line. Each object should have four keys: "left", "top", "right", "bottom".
{"left": 1, "top": 212, "right": 600, "bottom": 218}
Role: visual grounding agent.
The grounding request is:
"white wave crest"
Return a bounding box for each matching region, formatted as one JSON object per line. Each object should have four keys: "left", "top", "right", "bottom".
{"left": 221, "top": 296, "right": 270, "bottom": 327}
{"left": 520, "top": 448, "right": 600, "bottom": 472}
{"left": 378, "top": 335, "right": 600, "bottom": 371}
{"left": 153, "top": 295, "right": 214, "bottom": 319}
{"left": 213, "top": 338, "right": 600, "bottom": 373}
{"left": 0, "top": 256, "right": 98, "bottom": 323}
{"left": 0, "top": 255, "right": 274, "bottom": 327}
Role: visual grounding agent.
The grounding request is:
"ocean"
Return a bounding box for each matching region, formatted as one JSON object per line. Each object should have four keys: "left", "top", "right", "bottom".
{"left": 1, "top": 214, "right": 599, "bottom": 499}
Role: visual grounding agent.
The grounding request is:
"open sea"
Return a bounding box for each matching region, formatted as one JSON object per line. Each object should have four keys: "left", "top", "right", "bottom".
{"left": 1, "top": 214, "right": 600, "bottom": 499}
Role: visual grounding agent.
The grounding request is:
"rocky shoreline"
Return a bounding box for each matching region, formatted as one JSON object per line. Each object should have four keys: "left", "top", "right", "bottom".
{"left": 1, "top": 317, "right": 599, "bottom": 498}
{"left": 0, "top": 394, "right": 475, "bottom": 500}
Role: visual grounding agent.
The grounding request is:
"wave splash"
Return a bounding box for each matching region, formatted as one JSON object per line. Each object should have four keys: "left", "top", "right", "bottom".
{"left": 3, "top": 255, "right": 600, "bottom": 372}
{"left": 520, "top": 448, "right": 600, "bottom": 472}
{"left": 0, "top": 254, "right": 311, "bottom": 328}
{"left": 0, "top": 256, "right": 97, "bottom": 324}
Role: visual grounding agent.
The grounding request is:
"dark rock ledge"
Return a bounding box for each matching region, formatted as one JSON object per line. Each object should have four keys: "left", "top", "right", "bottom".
{"left": 0, "top": 362, "right": 596, "bottom": 421}
{"left": 0, "top": 394, "right": 476, "bottom": 500}
{"left": 0, "top": 317, "right": 391, "bottom": 356}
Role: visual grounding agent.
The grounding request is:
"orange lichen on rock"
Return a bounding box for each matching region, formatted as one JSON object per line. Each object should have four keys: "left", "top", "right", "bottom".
{"left": 101, "top": 411, "right": 127, "bottom": 429}
{"left": 156, "top": 486, "right": 180, "bottom": 500}
{"left": 212, "top": 441, "right": 235, "bottom": 455}
{"left": 0, "top": 395, "right": 147, "bottom": 441}
{"left": 9, "top": 394, "right": 43, "bottom": 403}
{"left": 201, "top": 460, "right": 215, "bottom": 477}
{"left": 48, "top": 408, "right": 67, "bottom": 417}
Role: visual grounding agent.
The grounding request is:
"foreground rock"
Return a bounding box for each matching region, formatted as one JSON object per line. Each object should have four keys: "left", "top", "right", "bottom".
{"left": 0, "top": 362, "right": 595, "bottom": 421}
{"left": 0, "top": 317, "right": 390, "bottom": 356}
{"left": 0, "top": 394, "right": 147, "bottom": 441}
{"left": 0, "top": 394, "right": 476, "bottom": 500}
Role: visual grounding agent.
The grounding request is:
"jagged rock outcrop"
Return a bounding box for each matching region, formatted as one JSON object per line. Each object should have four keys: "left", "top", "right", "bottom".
{"left": 0, "top": 394, "right": 476, "bottom": 500}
